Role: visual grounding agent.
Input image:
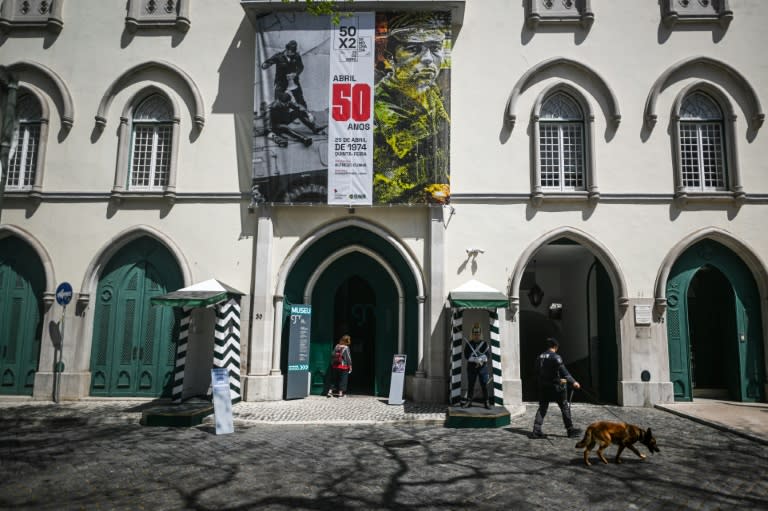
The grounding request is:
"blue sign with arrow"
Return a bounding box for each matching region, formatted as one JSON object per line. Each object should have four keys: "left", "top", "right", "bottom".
{"left": 55, "top": 282, "right": 73, "bottom": 306}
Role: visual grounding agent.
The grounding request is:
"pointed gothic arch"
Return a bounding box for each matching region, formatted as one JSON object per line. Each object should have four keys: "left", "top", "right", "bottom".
{"left": 508, "top": 226, "right": 629, "bottom": 315}
{"left": 95, "top": 60, "right": 205, "bottom": 130}
{"left": 505, "top": 57, "right": 621, "bottom": 130}
{"left": 0, "top": 225, "right": 56, "bottom": 304}
{"left": 644, "top": 56, "right": 764, "bottom": 132}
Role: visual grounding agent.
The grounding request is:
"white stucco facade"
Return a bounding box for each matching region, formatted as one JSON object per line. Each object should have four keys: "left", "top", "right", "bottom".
{"left": 1, "top": 0, "right": 766, "bottom": 407}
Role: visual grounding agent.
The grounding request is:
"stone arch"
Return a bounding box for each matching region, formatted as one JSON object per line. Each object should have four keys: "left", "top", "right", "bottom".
{"left": 0, "top": 225, "right": 56, "bottom": 304}
{"left": 8, "top": 60, "right": 74, "bottom": 131}
{"left": 78, "top": 225, "right": 192, "bottom": 308}
{"left": 505, "top": 57, "right": 621, "bottom": 130}
{"left": 276, "top": 217, "right": 425, "bottom": 297}
{"left": 653, "top": 227, "right": 768, "bottom": 314}
{"left": 508, "top": 226, "right": 629, "bottom": 314}
{"left": 272, "top": 217, "right": 426, "bottom": 377}
{"left": 304, "top": 244, "right": 406, "bottom": 353}
{"left": 643, "top": 56, "right": 764, "bottom": 132}
{"left": 119, "top": 85, "right": 181, "bottom": 121}
{"left": 95, "top": 60, "right": 205, "bottom": 130}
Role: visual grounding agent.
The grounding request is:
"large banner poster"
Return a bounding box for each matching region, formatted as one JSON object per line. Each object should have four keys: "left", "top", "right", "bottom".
{"left": 252, "top": 11, "right": 451, "bottom": 205}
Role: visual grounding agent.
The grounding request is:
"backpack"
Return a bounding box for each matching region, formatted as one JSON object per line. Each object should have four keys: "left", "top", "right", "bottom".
{"left": 331, "top": 345, "right": 348, "bottom": 369}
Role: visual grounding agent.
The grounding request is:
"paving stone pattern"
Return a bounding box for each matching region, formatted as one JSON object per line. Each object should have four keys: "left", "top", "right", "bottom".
{"left": 1, "top": 400, "right": 767, "bottom": 510}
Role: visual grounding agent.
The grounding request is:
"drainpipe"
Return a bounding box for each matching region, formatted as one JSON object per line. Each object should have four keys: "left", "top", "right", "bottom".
{"left": 0, "top": 66, "right": 19, "bottom": 225}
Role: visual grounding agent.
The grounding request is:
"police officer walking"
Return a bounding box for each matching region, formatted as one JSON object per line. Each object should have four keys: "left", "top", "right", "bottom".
{"left": 531, "top": 337, "right": 581, "bottom": 439}
{"left": 462, "top": 323, "right": 491, "bottom": 409}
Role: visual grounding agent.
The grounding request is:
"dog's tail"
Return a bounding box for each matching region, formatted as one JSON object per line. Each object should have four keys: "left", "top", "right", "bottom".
{"left": 574, "top": 429, "right": 591, "bottom": 448}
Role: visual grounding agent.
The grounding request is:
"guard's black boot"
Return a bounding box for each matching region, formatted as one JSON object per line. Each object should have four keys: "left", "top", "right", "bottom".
{"left": 567, "top": 428, "right": 582, "bottom": 438}
{"left": 483, "top": 400, "right": 491, "bottom": 409}
{"left": 530, "top": 431, "right": 547, "bottom": 439}
{"left": 460, "top": 400, "right": 471, "bottom": 408}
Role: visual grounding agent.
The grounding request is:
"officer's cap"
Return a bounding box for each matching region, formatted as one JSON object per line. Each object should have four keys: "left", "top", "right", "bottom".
{"left": 285, "top": 40, "right": 298, "bottom": 50}
{"left": 471, "top": 323, "right": 482, "bottom": 336}
{"left": 546, "top": 337, "right": 559, "bottom": 348}
{"left": 387, "top": 13, "right": 447, "bottom": 43}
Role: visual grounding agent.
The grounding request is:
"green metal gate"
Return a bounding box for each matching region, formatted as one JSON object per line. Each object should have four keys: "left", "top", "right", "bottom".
{"left": 89, "top": 237, "right": 182, "bottom": 397}
{"left": 666, "top": 239, "right": 765, "bottom": 402}
{"left": 0, "top": 237, "right": 44, "bottom": 395}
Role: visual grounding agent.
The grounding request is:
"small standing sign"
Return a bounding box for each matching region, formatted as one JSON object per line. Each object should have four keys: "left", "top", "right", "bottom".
{"left": 211, "top": 367, "right": 234, "bottom": 435}
{"left": 388, "top": 354, "right": 407, "bottom": 405}
{"left": 285, "top": 304, "right": 312, "bottom": 399}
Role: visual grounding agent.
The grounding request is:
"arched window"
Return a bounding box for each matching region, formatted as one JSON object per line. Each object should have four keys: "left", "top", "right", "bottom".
{"left": 129, "top": 94, "right": 173, "bottom": 191}
{"left": 678, "top": 92, "right": 726, "bottom": 192}
{"left": 7, "top": 94, "right": 42, "bottom": 191}
{"left": 112, "top": 88, "right": 180, "bottom": 201}
{"left": 538, "top": 92, "right": 586, "bottom": 192}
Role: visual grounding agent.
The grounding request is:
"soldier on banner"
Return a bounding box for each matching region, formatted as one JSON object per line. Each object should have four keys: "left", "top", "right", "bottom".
{"left": 261, "top": 40, "right": 308, "bottom": 109}
{"left": 266, "top": 92, "right": 325, "bottom": 147}
{"left": 374, "top": 13, "right": 450, "bottom": 204}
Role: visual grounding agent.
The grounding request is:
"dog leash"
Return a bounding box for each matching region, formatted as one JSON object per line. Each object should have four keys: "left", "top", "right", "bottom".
{"left": 577, "top": 386, "right": 628, "bottom": 422}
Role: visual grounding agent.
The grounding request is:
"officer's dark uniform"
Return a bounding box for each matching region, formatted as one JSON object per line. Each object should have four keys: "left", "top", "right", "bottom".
{"left": 261, "top": 41, "right": 307, "bottom": 108}
{"left": 532, "top": 338, "right": 580, "bottom": 438}
{"left": 462, "top": 330, "right": 491, "bottom": 409}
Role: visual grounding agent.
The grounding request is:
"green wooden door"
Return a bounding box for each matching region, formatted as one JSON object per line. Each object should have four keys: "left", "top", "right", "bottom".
{"left": 667, "top": 240, "right": 765, "bottom": 402}
{"left": 666, "top": 265, "right": 695, "bottom": 401}
{"left": 90, "top": 237, "right": 182, "bottom": 397}
{"left": 0, "top": 237, "right": 44, "bottom": 395}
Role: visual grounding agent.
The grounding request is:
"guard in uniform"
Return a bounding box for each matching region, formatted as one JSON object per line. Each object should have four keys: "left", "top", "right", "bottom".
{"left": 462, "top": 323, "right": 491, "bottom": 409}
{"left": 531, "top": 337, "right": 581, "bottom": 438}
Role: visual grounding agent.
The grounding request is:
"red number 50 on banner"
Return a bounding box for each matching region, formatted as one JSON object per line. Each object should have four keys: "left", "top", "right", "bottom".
{"left": 331, "top": 83, "right": 371, "bottom": 122}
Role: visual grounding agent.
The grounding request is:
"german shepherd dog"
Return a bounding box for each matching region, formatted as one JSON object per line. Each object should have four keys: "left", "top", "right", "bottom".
{"left": 575, "top": 421, "right": 660, "bottom": 466}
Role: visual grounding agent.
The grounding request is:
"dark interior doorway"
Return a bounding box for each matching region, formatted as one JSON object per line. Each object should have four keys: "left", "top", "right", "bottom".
{"left": 688, "top": 265, "right": 738, "bottom": 399}
{"left": 334, "top": 275, "right": 377, "bottom": 395}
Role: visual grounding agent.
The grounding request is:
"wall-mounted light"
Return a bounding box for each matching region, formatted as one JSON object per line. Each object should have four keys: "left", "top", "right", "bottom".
{"left": 466, "top": 248, "right": 485, "bottom": 257}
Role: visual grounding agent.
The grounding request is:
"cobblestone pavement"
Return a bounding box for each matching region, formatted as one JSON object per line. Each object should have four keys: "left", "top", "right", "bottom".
{"left": 1, "top": 399, "right": 767, "bottom": 510}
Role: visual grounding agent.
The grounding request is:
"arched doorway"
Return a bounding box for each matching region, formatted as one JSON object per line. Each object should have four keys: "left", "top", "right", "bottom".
{"left": 0, "top": 236, "right": 45, "bottom": 395}
{"left": 666, "top": 239, "right": 765, "bottom": 402}
{"left": 309, "top": 253, "right": 397, "bottom": 395}
{"left": 519, "top": 239, "right": 618, "bottom": 403}
{"left": 89, "top": 236, "right": 183, "bottom": 397}
{"left": 282, "top": 225, "right": 418, "bottom": 398}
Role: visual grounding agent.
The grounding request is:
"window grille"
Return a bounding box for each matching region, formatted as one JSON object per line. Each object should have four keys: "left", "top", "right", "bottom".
{"left": 129, "top": 94, "right": 172, "bottom": 191}
{"left": 539, "top": 93, "right": 585, "bottom": 191}
{"left": 679, "top": 93, "right": 726, "bottom": 192}
{"left": 7, "top": 94, "right": 42, "bottom": 191}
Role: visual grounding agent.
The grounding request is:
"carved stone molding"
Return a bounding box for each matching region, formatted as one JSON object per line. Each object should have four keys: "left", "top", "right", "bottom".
{"left": 125, "top": 0, "right": 190, "bottom": 33}
{"left": 662, "top": 0, "right": 733, "bottom": 28}
{"left": 526, "top": 0, "right": 593, "bottom": 29}
{"left": 0, "top": 0, "right": 64, "bottom": 34}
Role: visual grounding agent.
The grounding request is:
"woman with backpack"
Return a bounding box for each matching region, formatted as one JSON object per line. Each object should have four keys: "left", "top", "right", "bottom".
{"left": 325, "top": 335, "right": 353, "bottom": 398}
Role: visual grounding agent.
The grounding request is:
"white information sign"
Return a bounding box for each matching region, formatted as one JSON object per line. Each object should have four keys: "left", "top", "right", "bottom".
{"left": 211, "top": 367, "right": 234, "bottom": 435}
{"left": 388, "top": 354, "right": 406, "bottom": 405}
{"left": 327, "top": 12, "right": 375, "bottom": 205}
